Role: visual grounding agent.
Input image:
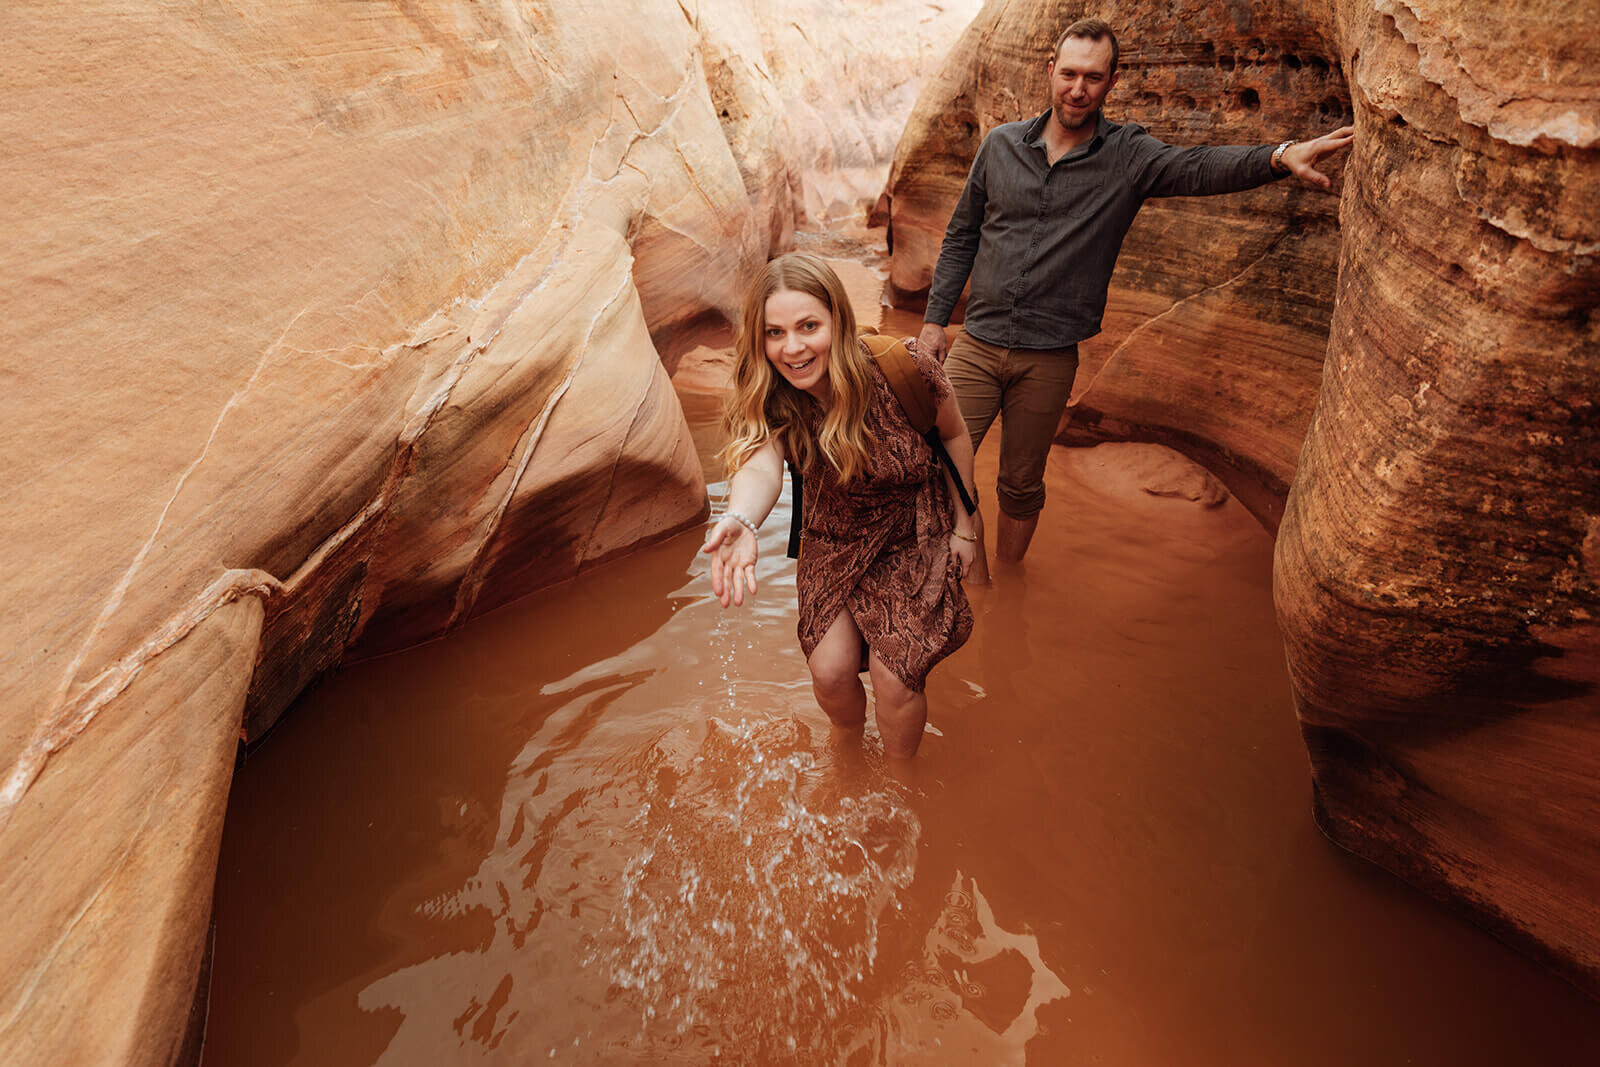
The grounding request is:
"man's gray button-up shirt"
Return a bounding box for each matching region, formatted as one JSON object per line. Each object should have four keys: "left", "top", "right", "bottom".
{"left": 925, "top": 110, "right": 1280, "bottom": 350}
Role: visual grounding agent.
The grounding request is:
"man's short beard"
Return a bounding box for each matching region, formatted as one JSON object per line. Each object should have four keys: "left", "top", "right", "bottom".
{"left": 1053, "top": 105, "right": 1096, "bottom": 130}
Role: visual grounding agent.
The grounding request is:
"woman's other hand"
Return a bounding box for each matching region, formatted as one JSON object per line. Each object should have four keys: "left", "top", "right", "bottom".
{"left": 702, "top": 518, "right": 759, "bottom": 607}
{"left": 949, "top": 530, "right": 977, "bottom": 579}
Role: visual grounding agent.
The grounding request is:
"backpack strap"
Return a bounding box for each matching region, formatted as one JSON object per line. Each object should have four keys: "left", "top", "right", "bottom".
{"left": 927, "top": 434, "right": 979, "bottom": 517}
{"left": 785, "top": 461, "right": 804, "bottom": 559}
{"left": 860, "top": 329, "right": 978, "bottom": 517}
{"left": 859, "top": 329, "right": 938, "bottom": 435}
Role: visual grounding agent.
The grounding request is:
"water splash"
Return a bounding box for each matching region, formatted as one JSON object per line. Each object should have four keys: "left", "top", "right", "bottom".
{"left": 593, "top": 716, "right": 921, "bottom": 1060}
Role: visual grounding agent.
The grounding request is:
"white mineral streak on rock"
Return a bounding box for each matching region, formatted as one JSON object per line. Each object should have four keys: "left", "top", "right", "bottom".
{"left": 0, "top": 569, "right": 284, "bottom": 835}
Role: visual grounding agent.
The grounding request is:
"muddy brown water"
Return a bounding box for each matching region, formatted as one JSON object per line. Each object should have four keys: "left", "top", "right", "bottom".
{"left": 205, "top": 283, "right": 1600, "bottom": 1064}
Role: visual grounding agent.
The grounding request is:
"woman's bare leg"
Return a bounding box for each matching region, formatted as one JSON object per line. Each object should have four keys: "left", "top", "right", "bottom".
{"left": 808, "top": 610, "right": 867, "bottom": 731}
{"left": 867, "top": 655, "right": 927, "bottom": 760}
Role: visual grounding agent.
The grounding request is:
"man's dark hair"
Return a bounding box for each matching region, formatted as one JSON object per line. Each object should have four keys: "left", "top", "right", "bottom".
{"left": 1055, "top": 18, "right": 1119, "bottom": 75}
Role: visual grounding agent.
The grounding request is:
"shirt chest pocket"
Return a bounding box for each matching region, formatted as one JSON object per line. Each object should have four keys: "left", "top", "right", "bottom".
{"left": 1056, "top": 167, "right": 1104, "bottom": 218}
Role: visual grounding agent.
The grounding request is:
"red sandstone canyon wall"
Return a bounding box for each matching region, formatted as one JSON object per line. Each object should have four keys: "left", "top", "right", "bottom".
{"left": 885, "top": 0, "right": 1598, "bottom": 994}
{"left": 1277, "top": 0, "right": 1600, "bottom": 994}
{"left": 0, "top": 1, "right": 976, "bottom": 1062}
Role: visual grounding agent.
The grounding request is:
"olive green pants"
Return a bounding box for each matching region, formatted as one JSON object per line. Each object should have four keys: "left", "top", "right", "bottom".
{"left": 943, "top": 329, "right": 1079, "bottom": 520}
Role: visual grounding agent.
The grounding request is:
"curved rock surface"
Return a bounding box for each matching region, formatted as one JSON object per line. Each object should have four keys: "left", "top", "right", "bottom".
{"left": 0, "top": 1, "right": 975, "bottom": 1061}
{"left": 885, "top": 0, "right": 1598, "bottom": 995}
{"left": 1278, "top": 0, "right": 1600, "bottom": 995}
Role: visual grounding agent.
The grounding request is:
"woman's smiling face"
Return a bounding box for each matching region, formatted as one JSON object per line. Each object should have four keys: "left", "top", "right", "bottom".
{"left": 763, "top": 288, "right": 834, "bottom": 400}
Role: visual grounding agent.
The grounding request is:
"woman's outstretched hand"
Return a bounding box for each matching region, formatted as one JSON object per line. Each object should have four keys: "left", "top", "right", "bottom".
{"left": 702, "top": 517, "right": 759, "bottom": 607}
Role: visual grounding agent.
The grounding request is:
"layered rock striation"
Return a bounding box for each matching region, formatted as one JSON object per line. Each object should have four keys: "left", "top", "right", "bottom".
{"left": 1277, "top": 0, "right": 1600, "bottom": 995}
{"left": 885, "top": 0, "right": 1598, "bottom": 994}
{"left": 0, "top": 1, "right": 976, "bottom": 1061}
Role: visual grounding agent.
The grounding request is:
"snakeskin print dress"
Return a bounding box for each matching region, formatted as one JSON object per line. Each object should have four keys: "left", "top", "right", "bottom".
{"left": 795, "top": 339, "right": 973, "bottom": 691}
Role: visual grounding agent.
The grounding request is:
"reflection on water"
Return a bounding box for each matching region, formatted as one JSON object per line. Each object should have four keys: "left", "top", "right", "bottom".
{"left": 851, "top": 873, "right": 1071, "bottom": 1062}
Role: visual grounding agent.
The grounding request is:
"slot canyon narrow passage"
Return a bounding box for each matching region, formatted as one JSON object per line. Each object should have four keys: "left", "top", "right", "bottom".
{"left": 201, "top": 255, "right": 1600, "bottom": 1065}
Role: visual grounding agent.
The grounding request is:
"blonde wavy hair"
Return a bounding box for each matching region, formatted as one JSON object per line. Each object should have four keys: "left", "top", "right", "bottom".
{"left": 720, "top": 253, "right": 877, "bottom": 481}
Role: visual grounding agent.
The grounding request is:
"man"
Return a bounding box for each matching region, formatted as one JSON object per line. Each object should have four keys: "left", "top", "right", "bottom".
{"left": 918, "top": 18, "right": 1354, "bottom": 582}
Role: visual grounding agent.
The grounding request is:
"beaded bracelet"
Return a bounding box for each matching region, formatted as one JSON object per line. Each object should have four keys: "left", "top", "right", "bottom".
{"left": 724, "top": 511, "right": 760, "bottom": 537}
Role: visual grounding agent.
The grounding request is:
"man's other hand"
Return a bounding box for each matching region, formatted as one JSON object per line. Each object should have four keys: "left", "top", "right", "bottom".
{"left": 918, "top": 321, "right": 951, "bottom": 363}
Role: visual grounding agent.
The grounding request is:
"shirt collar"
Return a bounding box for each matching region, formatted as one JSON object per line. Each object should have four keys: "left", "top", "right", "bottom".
{"left": 1025, "top": 109, "right": 1112, "bottom": 156}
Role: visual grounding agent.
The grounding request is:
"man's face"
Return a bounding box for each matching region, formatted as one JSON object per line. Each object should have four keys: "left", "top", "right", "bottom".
{"left": 1047, "top": 36, "right": 1118, "bottom": 131}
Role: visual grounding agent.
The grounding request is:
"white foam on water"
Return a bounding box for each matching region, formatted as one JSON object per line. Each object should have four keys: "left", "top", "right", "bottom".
{"left": 592, "top": 716, "right": 921, "bottom": 1061}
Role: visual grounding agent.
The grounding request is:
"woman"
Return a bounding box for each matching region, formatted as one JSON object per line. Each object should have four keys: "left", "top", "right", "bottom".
{"left": 701, "top": 253, "right": 977, "bottom": 759}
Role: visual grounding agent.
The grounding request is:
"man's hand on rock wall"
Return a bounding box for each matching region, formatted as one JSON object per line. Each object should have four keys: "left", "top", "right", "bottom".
{"left": 1285, "top": 125, "right": 1356, "bottom": 192}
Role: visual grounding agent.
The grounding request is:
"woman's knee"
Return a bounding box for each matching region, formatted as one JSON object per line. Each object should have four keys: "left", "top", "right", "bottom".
{"left": 810, "top": 652, "right": 863, "bottom": 697}
{"left": 868, "top": 661, "right": 917, "bottom": 709}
